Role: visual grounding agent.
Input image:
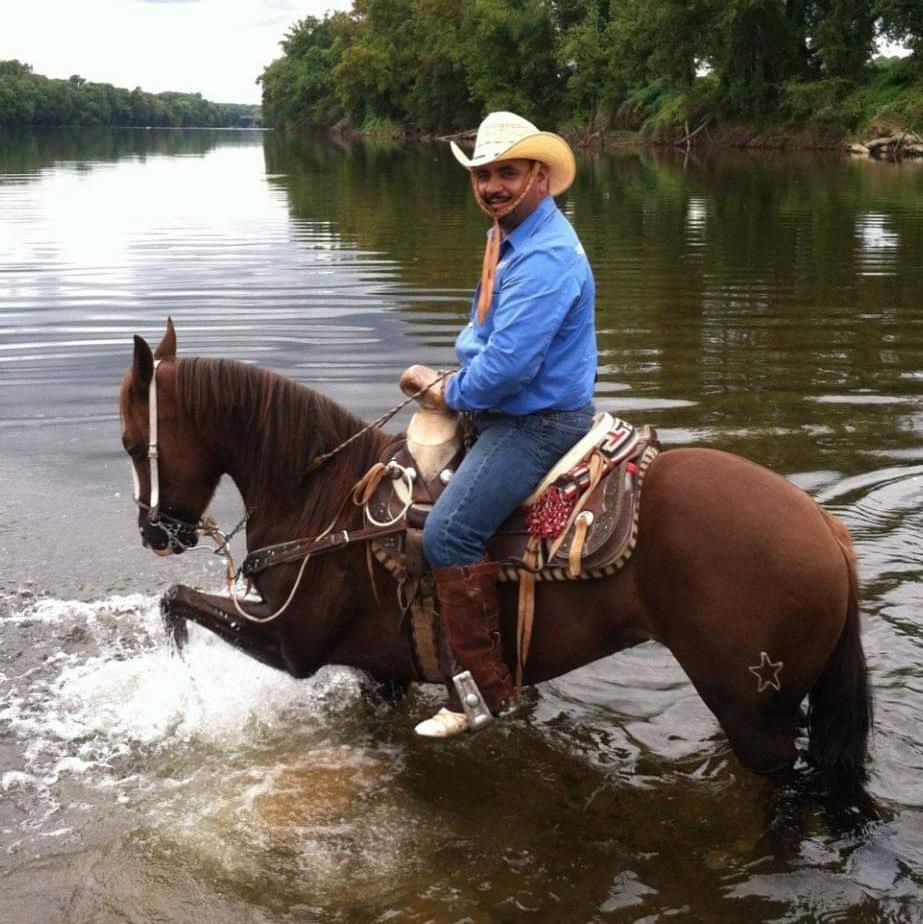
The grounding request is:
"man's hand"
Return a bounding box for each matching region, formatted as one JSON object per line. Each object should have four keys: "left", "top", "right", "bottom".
{"left": 400, "top": 364, "right": 450, "bottom": 411}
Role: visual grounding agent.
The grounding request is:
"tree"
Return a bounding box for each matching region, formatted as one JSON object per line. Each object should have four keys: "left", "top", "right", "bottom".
{"left": 557, "top": 0, "right": 612, "bottom": 130}
{"left": 702, "top": 0, "right": 806, "bottom": 114}
{"left": 0, "top": 59, "right": 33, "bottom": 78}
{"left": 876, "top": 0, "right": 923, "bottom": 60}
{"left": 334, "top": 0, "right": 419, "bottom": 127}
{"left": 0, "top": 62, "right": 256, "bottom": 127}
{"left": 809, "top": 0, "right": 876, "bottom": 78}
{"left": 261, "top": 13, "right": 353, "bottom": 128}
{"left": 459, "top": 0, "right": 564, "bottom": 123}
{"left": 406, "top": 0, "right": 480, "bottom": 132}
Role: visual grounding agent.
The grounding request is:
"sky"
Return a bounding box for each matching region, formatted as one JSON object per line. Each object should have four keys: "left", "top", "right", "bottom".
{"left": 0, "top": 0, "right": 352, "bottom": 105}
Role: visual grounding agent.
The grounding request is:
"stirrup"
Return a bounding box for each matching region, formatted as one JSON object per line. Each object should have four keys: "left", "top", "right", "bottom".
{"left": 452, "top": 669, "right": 494, "bottom": 732}
{"left": 414, "top": 707, "right": 469, "bottom": 739}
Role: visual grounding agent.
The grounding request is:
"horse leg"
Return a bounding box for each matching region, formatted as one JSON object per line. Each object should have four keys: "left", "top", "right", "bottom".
{"left": 160, "top": 583, "right": 292, "bottom": 673}
{"left": 161, "top": 591, "right": 189, "bottom": 651}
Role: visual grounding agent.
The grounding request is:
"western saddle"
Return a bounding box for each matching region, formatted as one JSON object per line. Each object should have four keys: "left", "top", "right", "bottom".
{"left": 359, "top": 407, "right": 660, "bottom": 686}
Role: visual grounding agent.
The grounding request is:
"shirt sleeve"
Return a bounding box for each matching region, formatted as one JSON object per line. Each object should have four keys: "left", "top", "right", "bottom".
{"left": 444, "top": 249, "right": 581, "bottom": 412}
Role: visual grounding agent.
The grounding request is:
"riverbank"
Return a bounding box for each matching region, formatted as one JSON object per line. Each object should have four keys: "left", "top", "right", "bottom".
{"left": 333, "top": 115, "right": 923, "bottom": 162}
{"left": 329, "top": 56, "right": 923, "bottom": 160}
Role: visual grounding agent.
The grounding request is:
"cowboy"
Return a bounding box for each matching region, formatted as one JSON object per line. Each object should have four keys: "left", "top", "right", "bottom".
{"left": 400, "top": 111, "right": 597, "bottom": 738}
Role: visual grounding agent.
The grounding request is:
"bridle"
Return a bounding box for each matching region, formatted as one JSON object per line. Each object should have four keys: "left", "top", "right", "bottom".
{"left": 127, "top": 359, "right": 447, "bottom": 625}
{"left": 131, "top": 358, "right": 215, "bottom": 551}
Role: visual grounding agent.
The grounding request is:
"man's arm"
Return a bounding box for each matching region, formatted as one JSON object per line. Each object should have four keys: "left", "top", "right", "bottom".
{"left": 445, "top": 251, "right": 581, "bottom": 412}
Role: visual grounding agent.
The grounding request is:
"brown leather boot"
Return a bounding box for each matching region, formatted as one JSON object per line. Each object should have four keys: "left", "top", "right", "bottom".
{"left": 432, "top": 560, "right": 515, "bottom": 715}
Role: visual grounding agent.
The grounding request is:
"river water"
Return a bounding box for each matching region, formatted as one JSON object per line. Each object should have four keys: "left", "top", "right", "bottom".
{"left": 1, "top": 127, "right": 921, "bottom": 923}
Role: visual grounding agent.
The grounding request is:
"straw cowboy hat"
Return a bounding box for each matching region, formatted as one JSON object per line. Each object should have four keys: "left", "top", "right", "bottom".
{"left": 450, "top": 111, "right": 576, "bottom": 197}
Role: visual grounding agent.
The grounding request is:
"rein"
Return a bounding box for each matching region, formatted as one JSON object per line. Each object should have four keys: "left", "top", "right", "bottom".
{"left": 306, "top": 370, "right": 450, "bottom": 472}
{"left": 134, "top": 363, "right": 448, "bottom": 624}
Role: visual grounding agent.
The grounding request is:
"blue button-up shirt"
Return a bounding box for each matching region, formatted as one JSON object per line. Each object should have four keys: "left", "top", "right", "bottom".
{"left": 444, "top": 195, "right": 597, "bottom": 415}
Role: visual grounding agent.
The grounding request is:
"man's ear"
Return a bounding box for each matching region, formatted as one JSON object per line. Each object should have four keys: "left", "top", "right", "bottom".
{"left": 154, "top": 316, "right": 177, "bottom": 360}
{"left": 132, "top": 335, "right": 154, "bottom": 389}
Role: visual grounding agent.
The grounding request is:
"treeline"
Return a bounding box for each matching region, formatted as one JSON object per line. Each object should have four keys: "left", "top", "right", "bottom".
{"left": 259, "top": 0, "right": 923, "bottom": 137}
{"left": 0, "top": 60, "right": 260, "bottom": 127}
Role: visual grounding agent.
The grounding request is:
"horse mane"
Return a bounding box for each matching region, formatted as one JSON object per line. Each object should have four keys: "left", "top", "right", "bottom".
{"left": 175, "top": 357, "right": 389, "bottom": 535}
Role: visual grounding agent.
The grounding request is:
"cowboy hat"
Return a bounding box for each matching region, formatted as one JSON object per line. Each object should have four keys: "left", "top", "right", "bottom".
{"left": 450, "top": 111, "right": 576, "bottom": 197}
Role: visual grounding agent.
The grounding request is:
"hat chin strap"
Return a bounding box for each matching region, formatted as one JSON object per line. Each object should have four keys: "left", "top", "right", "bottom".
{"left": 470, "top": 159, "right": 540, "bottom": 222}
{"left": 470, "top": 161, "right": 540, "bottom": 325}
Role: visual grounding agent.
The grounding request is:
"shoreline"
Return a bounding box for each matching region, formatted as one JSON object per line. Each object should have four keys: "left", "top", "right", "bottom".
{"left": 329, "top": 118, "right": 923, "bottom": 160}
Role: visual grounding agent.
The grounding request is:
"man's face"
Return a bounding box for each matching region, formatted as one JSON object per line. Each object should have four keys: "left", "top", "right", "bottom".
{"left": 472, "top": 158, "right": 549, "bottom": 230}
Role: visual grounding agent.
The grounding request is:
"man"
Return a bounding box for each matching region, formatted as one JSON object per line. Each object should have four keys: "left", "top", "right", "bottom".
{"left": 400, "top": 111, "right": 597, "bottom": 738}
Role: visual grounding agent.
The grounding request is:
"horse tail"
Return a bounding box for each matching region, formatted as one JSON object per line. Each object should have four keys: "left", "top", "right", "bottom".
{"left": 806, "top": 509, "right": 873, "bottom": 778}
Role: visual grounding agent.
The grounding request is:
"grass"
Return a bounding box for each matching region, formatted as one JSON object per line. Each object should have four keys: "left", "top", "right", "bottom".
{"left": 616, "top": 57, "right": 923, "bottom": 147}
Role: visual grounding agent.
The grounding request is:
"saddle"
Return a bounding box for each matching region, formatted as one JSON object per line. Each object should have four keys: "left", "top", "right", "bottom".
{"left": 365, "top": 409, "right": 659, "bottom": 584}
{"left": 360, "top": 409, "right": 660, "bottom": 684}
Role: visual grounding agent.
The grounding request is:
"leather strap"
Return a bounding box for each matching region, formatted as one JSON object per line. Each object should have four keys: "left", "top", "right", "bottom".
{"left": 409, "top": 593, "right": 443, "bottom": 683}
{"left": 241, "top": 522, "right": 405, "bottom": 578}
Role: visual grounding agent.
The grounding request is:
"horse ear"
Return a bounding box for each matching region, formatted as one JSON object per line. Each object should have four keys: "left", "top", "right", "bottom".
{"left": 133, "top": 335, "right": 154, "bottom": 387}
{"left": 154, "top": 316, "right": 177, "bottom": 360}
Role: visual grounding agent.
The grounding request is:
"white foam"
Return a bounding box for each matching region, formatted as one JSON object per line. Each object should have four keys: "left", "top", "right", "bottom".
{"left": 1, "top": 590, "right": 419, "bottom": 887}
{"left": 2, "top": 592, "right": 367, "bottom": 780}
{"left": 1, "top": 771, "right": 36, "bottom": 792}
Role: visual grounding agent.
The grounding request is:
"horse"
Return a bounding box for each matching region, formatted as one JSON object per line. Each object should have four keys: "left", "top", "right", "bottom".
{"left": 120, "top": 321, "right": 872, "bottom": 778}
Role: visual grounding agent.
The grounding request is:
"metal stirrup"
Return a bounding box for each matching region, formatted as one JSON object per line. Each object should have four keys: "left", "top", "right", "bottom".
{"left": 452, "top": 670, "right": 493, "bottom": 731}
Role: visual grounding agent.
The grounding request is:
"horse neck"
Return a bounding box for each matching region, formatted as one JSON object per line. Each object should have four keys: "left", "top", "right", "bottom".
{"left": 226, "top": 424, "right": 391, "bottom": 544}
{"left": 176, "top": 359, "right": 392, "bottom": 542}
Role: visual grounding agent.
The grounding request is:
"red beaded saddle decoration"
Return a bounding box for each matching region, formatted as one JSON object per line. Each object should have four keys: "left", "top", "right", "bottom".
{"left": 525, "top": 419, "right": 639, "bottom": 541}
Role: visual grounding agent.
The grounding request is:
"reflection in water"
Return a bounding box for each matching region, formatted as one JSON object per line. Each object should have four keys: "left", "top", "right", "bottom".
{"left": 856, "top": 211, "right": 899, "bottom": 278}
{"left": 1, "top": 128, "right": 922, "bottom": 922}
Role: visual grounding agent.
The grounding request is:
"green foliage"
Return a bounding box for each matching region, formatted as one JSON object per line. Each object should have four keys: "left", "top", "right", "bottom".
{"left": 808, "top": 0, "right": 875, "bottom": 78}
{"left": 257, "top": 0, "right": 923, "bottom": 135}
{"left": 557, "top": 9, "right": 610, "bottom": 129}
{"left": 458, "top": 0, "right": 564, "bottom": 123}
{"left": 876, "top": 0, "right": 923, "bottom": 58}
{"left": 703, "top": 0, "right": 806, "bottom": 115}
{"left": 334, "top": 0, "right": 418, "bottom": 125}
{"left": 781, "top": 76, "right": 854, "bottom": 123}
{"left": 606, "top": 0, "right": 701, "bottom": 94}
{"left": 0, "top": 61, "right": 259, "bottom": 127}
{"left": 839, "top": 56, "right": 923, "bottom": 132}
{"left": 408, "top": 0, "right": 481, "bottom": 132}
{"left": 260, "top": 14, "right": 351, "bottom": 128}
{"left": 356, "top": 115, "right": 404, "bottom": 135}
{"left": 642, "top": 74, "right": 723, "bottom": 135}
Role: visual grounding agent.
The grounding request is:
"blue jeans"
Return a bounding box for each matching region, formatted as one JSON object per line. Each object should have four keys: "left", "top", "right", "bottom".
{"left": 422, "top": 404, "right": 596, "bottom": 569}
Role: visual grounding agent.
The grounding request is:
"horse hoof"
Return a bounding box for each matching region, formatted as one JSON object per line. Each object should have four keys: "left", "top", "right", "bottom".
{"left": 414, "top": 707, "right": 469, "bottom": 738}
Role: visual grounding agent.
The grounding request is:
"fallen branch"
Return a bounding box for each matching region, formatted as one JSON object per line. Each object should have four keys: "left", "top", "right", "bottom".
{"left": 866, "top": 134, "right": 902, "bottom": 151}
{"left": 674, "top": 115, "right": 712, "bottom": 150}
{"left": 437, "top": 129, "right": 477, "bottom": 143}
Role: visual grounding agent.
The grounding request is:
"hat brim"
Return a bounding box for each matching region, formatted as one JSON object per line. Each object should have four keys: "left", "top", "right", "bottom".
{"left": 450, "top": 132, "right": 576, "bottom": 197}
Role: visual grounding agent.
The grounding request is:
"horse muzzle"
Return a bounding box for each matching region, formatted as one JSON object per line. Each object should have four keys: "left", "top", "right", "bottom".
{"left": 140, "top": 514, "right": 200, "bottom": 555}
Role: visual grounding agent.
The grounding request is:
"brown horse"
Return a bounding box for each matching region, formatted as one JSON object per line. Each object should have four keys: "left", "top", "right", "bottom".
{"left": 120, "top": 322, "right": 872, "bottom": 777}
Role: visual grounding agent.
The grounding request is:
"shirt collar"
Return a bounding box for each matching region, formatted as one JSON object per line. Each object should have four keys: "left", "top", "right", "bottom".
{"left": 502, "top": 195, "right": 556, "bottom": 251}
